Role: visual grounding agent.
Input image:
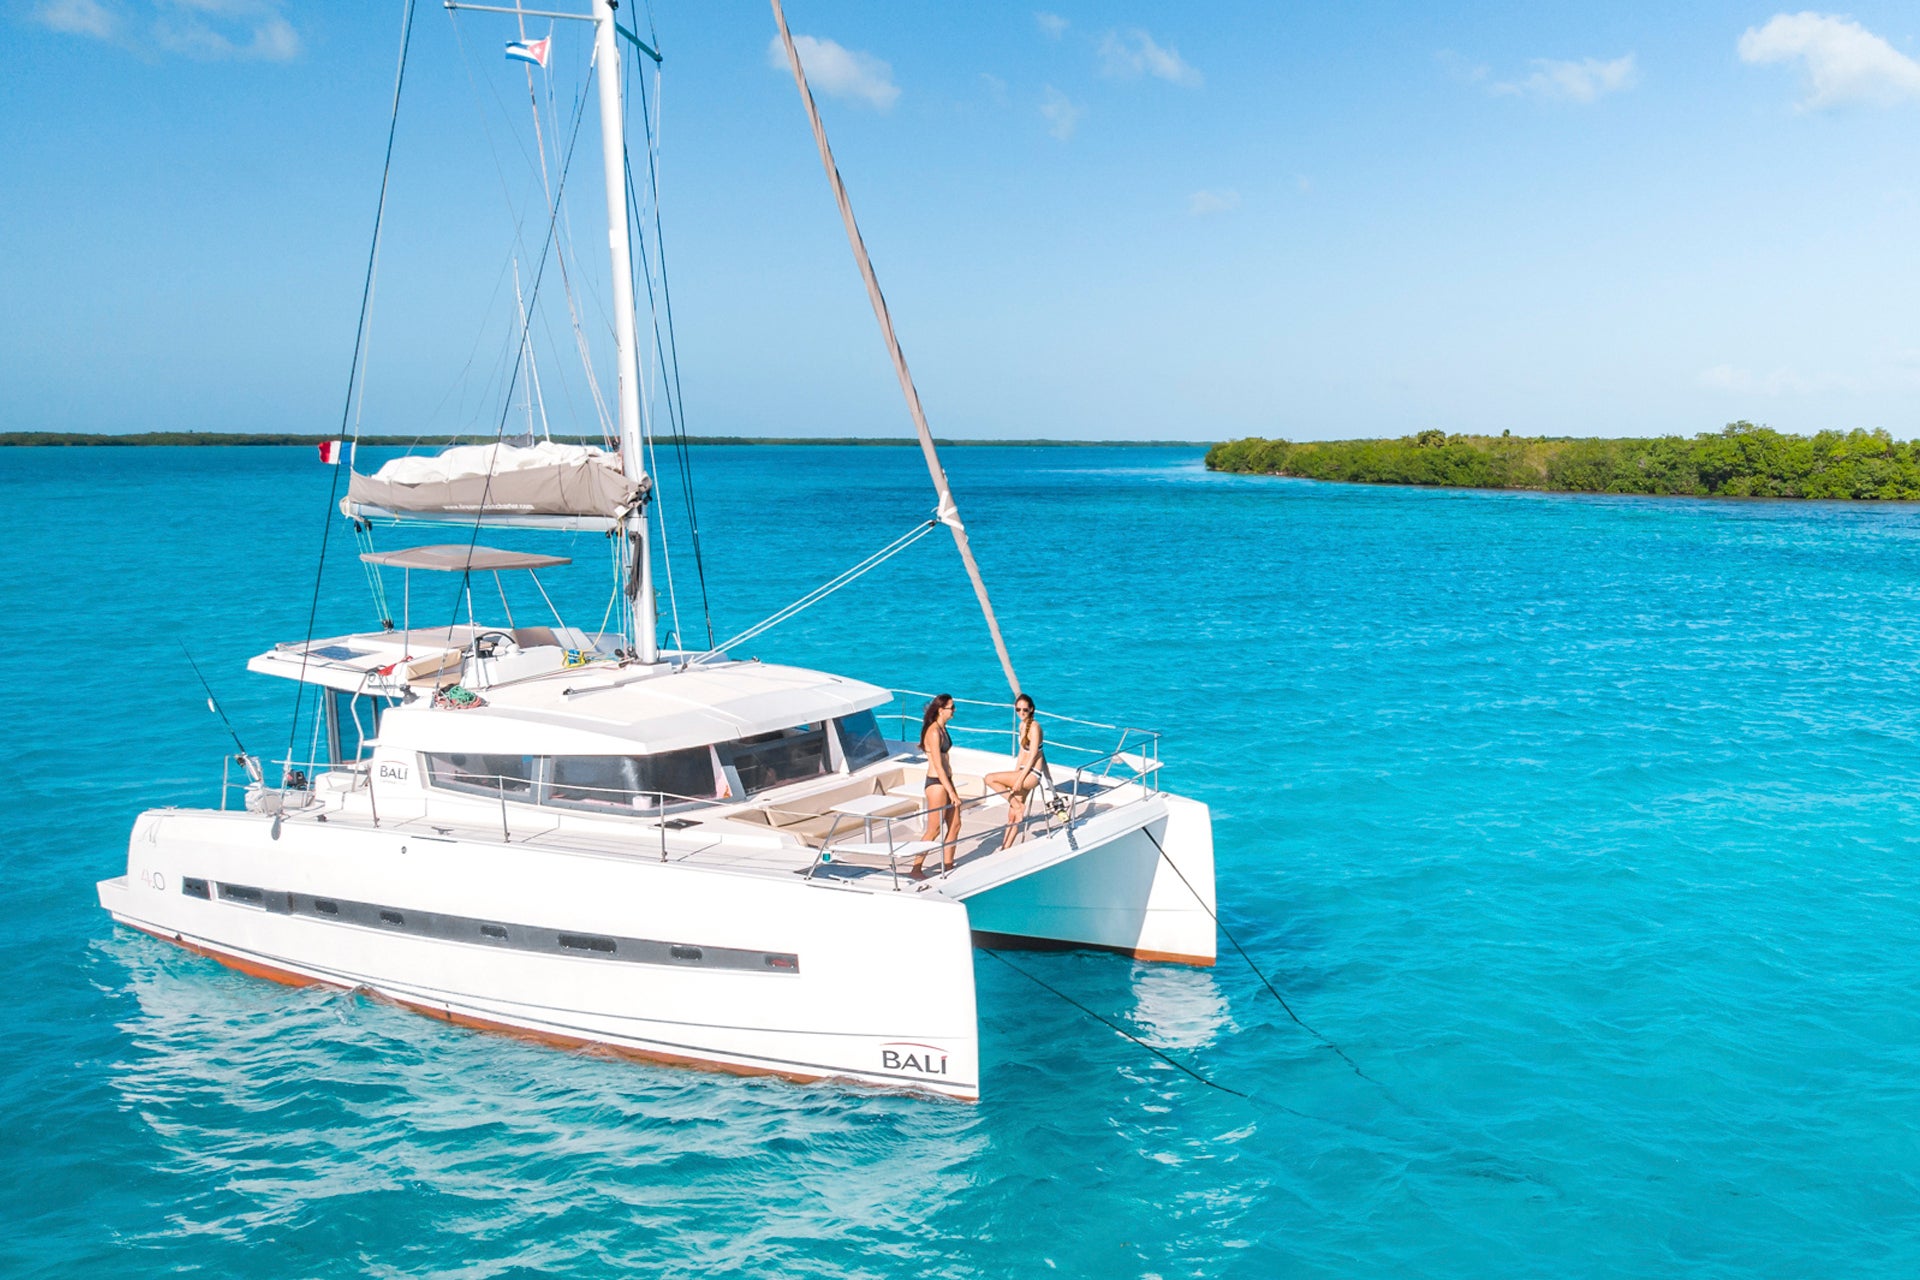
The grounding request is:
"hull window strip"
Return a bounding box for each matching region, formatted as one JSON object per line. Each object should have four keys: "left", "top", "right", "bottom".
{"left": 199, "top": 879, "right": 797, "bottom": 975}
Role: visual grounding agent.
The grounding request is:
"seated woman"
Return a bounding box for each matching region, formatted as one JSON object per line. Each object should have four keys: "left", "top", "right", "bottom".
{"left": 984, "top": 694, "right": 1046, "bottom": 849}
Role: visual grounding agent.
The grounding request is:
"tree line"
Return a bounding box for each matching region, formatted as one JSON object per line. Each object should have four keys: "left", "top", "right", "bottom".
{"left": 1205, "top": 423, "right": 1920, "bottom": 500}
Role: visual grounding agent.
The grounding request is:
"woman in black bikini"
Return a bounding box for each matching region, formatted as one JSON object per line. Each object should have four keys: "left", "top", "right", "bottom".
{"left": 985, "top": 694, "right": 1045, "bottom": 849}
{"left": 912, "top": 693, "right": 960, "bottom": 876}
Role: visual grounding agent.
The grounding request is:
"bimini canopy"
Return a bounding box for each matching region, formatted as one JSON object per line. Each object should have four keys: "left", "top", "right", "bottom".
{"left": 360, "top": 545, "right": 570, "bottom": 572}
{"left": 345, "top": 442, "right": 641, "bottom": 527}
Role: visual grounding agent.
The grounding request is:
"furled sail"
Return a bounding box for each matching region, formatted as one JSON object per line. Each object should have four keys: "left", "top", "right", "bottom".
{"left": 344, "top": 441, "right": 643, "bottom": 523}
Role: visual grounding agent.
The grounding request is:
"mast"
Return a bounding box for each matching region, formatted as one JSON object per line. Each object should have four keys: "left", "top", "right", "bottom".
{"left": 591, "top": 0, "right": 656, "bottom": 662}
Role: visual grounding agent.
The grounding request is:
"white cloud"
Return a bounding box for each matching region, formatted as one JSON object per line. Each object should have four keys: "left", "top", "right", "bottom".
{"left": 1098, "top": 28, "right": 1202, "bottom": 87}
{"left": 33, "top": 0, "right": 115, "bottom": 38}
{"left": 1040, "top": 85, "right": 1083, "bottom": 140}
{"left": 1493, "top": 54, "right": 1638, "bottom": 103}
{"left": 1737, "top": 12, "right": 1920, "bottom": 109}
{"left": 980, "top": 71, "right": 1008, "bottom": 105}
{"left": 33, "top": 0, "right": 299, "bottom": 61}
{"left": 1188, "top": 189, "right": 1240, "bottom": 216}
{"left": 766, "top": 34, "right": 900, "bottom": 111}
{"left": 1036, "top": 12, "right": 1068, "bottom": 40}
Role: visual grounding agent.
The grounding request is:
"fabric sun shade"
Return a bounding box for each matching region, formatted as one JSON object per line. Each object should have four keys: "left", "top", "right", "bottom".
{"left": 346, "top": 442, "right": 641, "bottom": 521}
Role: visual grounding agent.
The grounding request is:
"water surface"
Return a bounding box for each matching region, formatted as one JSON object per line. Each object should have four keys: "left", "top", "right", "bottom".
{"left": 2, "top": 445, "right": 1916, "bottom": 1277}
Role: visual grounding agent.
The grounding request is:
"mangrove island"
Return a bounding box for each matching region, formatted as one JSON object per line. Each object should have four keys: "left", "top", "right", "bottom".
{"left": 1205, "top": 423, "right": 1920, "bottom": 500}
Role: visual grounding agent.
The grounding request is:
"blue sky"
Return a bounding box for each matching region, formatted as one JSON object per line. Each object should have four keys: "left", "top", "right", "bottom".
{"left": 5, "top": 1, "right": 1919, "bottom": 441}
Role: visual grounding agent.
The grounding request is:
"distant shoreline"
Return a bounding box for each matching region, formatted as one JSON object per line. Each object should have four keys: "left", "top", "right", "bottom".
{"left": 0, "top": 432, "right": 1203, "bottom": 449}
{"left": 1206, "top": 424, "right": 1920, "bottom": 500}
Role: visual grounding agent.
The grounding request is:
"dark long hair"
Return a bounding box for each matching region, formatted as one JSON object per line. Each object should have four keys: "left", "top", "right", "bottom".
{"left": 921, "top": 693, "right": 953, "bottom": 740}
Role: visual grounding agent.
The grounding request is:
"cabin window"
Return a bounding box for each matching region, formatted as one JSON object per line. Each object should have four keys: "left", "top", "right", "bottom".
{"left": 423, "top": 753, "right": 536, "bottom": 800}
{"left": 723, "top": 724, "right": 830, "bottom": 794}
{"left": 544, "top": 750, "right": 719, "bottom": 812}
{"left": 329, "top": 691, "right": 395, "bottom": 764}
{"left": 836, "top": 711, "right": 889, "bottom": 772}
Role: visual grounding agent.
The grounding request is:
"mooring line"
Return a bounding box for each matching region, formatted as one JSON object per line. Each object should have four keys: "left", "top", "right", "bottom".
{"left": 1141, "top": 827, "right": 1383, "bottom": 1088}
{"left": 979, "top": 948, "right": 1248, "bottom": 1099}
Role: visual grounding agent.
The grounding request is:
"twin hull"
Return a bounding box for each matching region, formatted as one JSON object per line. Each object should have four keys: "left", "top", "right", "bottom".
{"left": 99, "top": 794, "right": 1216, "bottom": 1099}
{"left": 101, "top": 809, "right": 982, "bottom": 1098}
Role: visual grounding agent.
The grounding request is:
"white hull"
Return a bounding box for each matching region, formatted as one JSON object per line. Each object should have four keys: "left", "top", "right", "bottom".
{"left": 102, "top": 809, "right": 982, "bottom": 1098}
{"left": 99, "top": 768, "right": 1216, "bottom": 1098}
{"left": 956, "top": 793, "right": 1216, "bottom": 965}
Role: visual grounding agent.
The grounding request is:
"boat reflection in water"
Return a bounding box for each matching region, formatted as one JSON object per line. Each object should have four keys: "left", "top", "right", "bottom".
{"left": 99, "top": 931, "right": 991, "bottom": 1243}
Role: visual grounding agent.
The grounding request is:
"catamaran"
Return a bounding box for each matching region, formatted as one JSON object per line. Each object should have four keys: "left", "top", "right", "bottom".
{"left": 96, "top": 0, "right": 1216, "bottom": 1100}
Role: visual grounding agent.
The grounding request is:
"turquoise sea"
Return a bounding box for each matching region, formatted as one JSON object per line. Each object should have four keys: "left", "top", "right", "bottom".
{"left": 4, "top": 443, "right": 1918, "bottom": 1277}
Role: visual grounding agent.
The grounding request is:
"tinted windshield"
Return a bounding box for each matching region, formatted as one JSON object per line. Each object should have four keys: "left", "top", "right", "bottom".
{"left": 724, "top": 724, "right": 829, "bottom": 794}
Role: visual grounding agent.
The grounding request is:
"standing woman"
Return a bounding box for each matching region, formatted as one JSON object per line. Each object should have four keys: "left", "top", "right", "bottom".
{"left": 985, "top": 694, "right": 1046, "bottom": 849}
{"left": 911, "top": 694, "right": 961, "bottom": 876}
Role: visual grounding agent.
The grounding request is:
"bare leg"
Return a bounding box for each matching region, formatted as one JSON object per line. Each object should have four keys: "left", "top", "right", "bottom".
{"left": 912, "top": 786, "right": 950, "bottom": 875}
{"left": 1001, "top": 792, "right": 1027, "bottom": 849}
{"left": 942, "top": 805, "right": 962, "bottom": 871}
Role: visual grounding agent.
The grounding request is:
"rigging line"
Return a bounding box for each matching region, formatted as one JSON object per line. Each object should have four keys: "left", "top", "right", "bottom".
{"left": 689, "top": 520, "right": 938, "bottom": 664}
{"left": 1139, "top": 825, "right": 1383, "bottom": 1088}
{"left": 979, "top": 949, "right": 1247, "bottom": 1099}
{"left": 629, "top": 50, "right": 713, "bottom": 647}
{"left": 446, "top": 6, "right": 574, "bottom": 377}
{"left": 616, "top": 134, "right": 684, "bottom": 655}
{"left": 525, "top": 21, "right": 614, "bottom": 442}
{"left": 444, "top": 62, "right": 595, "bottom": 626}
{"left": 283, "top": 0, "right": 418, "bottom": 786}
{"left": 352, "top": 520, "right": 395, "bottom": 627}
{"left": 771, "top": 0, "right": 1020, "bottom": 699}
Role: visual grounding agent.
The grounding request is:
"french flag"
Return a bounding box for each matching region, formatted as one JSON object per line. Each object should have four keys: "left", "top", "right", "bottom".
{"left": 505, "top": 37, "right": 549, "bottom": 68}
{"left": 317, "top": 439, "right": 343, "bottom": 465}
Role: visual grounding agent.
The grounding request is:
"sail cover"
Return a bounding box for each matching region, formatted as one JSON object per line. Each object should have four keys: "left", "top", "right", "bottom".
{"left": 345, "top": 442, "right": 641, "bottom": 520}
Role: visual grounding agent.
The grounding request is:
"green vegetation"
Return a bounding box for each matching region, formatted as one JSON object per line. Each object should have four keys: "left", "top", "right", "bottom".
{"left": 0, "top": 431, "right": 1201, "bottom": 449}
{"left": 1205, "top": 423, "right": 1920, "bottom": 500}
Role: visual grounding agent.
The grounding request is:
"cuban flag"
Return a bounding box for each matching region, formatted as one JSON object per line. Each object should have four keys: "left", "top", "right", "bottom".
{"left": 317, "top": 439, "right": 343, "bottom": 464}
{"left": 505, "top": 37, "right": 549, "bottom": 68}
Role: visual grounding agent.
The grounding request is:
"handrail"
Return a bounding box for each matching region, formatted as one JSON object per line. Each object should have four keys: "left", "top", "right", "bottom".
{"left": 889, "top": 686, "right": 1153, "bottom": 734}
{"left": 806, "top": 785, "right": 1015, "bottom": 889}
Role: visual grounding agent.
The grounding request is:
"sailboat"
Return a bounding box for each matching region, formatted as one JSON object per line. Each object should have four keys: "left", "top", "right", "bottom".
{"left": 96, "top": 0, "right": 1216, "bottom": 1100}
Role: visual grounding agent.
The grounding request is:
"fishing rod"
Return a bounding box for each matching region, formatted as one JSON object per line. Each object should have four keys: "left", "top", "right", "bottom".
{"left": 179, "top": 642, "right": 263, "bottom": 785}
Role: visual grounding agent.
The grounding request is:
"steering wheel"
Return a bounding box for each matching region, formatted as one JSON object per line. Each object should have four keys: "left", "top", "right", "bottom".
{"left": 472, "top": 630, "right": 519, "bottom": 659}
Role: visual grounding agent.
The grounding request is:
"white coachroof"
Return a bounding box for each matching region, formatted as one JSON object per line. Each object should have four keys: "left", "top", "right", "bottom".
{"left": 382, "top": 661, "right": 892, "bottom": 755}
{"left": 361, "top": 545, "right": 570, "bottom": 572}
